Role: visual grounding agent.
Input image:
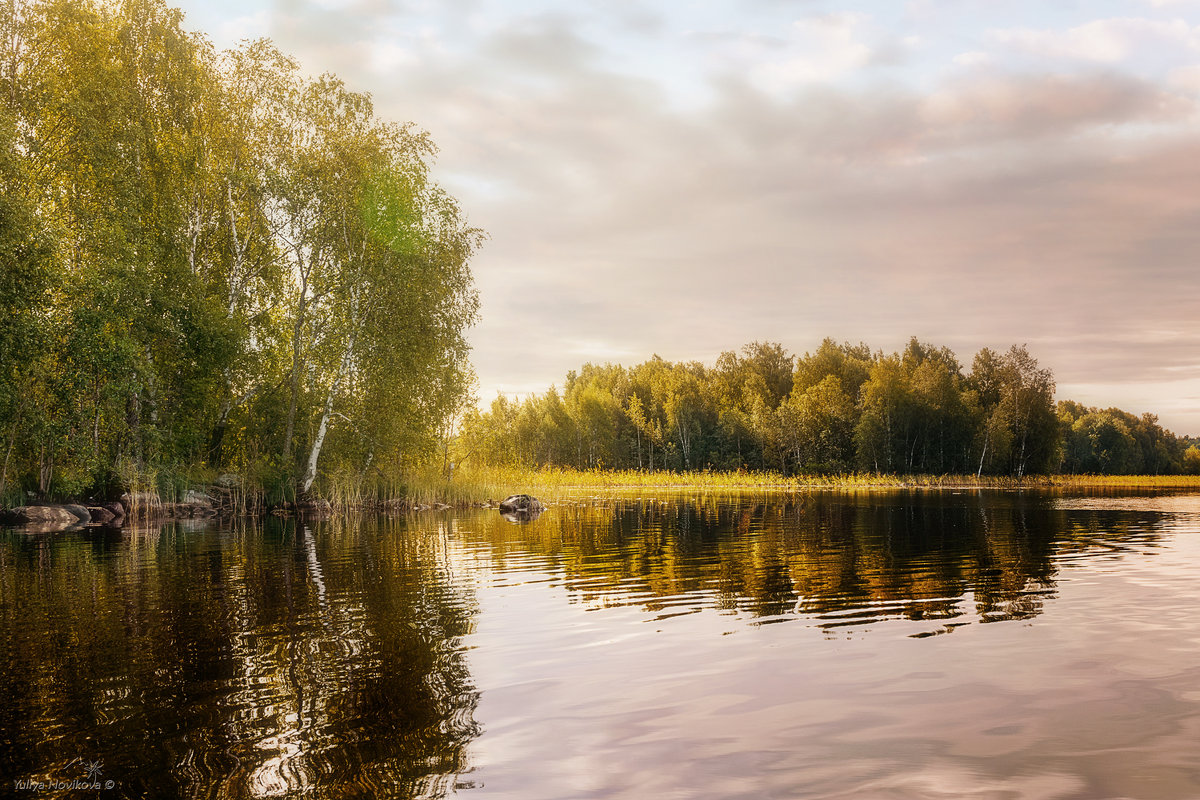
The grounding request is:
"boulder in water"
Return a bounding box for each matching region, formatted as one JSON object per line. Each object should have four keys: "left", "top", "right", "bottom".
{"left": 499, "top": 494, "right": 544, "bottom": 522}
{"left": 4, "top": 505, "right": 84, "bottom": 530}
{"left": 499, "top": 494, "right": 543, "bottom": 514}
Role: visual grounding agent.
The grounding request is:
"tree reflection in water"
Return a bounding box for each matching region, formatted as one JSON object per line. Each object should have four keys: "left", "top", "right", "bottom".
{"left": 0, "top": 491, "right": 1173, "bottom": 798}
{"left": 0, "top": 517, "right": 480, "bottom": 799}
{"left": 453, "top": 491, "right": 1163, "bottom": 634}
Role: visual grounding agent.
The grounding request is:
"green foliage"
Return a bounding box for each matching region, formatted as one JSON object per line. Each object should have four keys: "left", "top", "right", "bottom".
{"left": 1058, "top": 403, "right": 1188, "bottom": 475}
{"left": 0, "top": 0, "right": 480, "bottom": 501}
{"left": 460, "top": 339, "right": 1193, "bottom": 478}
{"left": 1184, "top": 446, "right": 1200, "bottom": 475}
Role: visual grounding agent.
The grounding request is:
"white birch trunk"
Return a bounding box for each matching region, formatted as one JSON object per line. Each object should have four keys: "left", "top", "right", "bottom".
{"left": 301, "top": 333, "right": 355, "bottom": 494}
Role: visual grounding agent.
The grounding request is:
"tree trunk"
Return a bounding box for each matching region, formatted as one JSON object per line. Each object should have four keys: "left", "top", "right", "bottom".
{"left": 38, "top": 443, "right": 52, "bottom": 498}
{"left": 208, "top": 396, "right": 232, "bottom": 465}
{"left": 358, "top": 448, "right": 375, "bottom": 492}
{"left": 0, "top": 399, "right": 22, "bottom": 502}
{"left": 127, "top": 390, "right": 142, "bottom": 467}
{"left": 283, "top": 245, "right": 317, "bottom": 463}
{"left": 977, "top": 428, "right": 989, "bottom": 479}
{"left": 282, "top": 299, "right": 305, "bottom": 463}
{"left": 301, "top": 334, "right": 354, "bottom": 495}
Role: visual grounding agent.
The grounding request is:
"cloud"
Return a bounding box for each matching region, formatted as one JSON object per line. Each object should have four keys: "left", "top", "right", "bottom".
{"left": 435, "top": 50, "right": 1200, "bottom": 427}
{"left": 748, "top": 12, "right": 920, "bottom": 92}
{"left": 989, "top": 18, "right": 1200, "bottom": 64}
{"left": 953, "top": 51, "right": 991, "bottom": 68}
{"left": 218, "top": 9, "right": 268, "bottom": 42}
{"left": 186, "top": 0, "right": 1200, "bottom": 432}
{"left": 919, "top": 72, "right": 1194, "bottom": 147}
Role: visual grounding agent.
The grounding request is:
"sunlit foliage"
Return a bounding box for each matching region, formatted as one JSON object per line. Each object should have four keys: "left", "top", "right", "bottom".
{"left": 459, "top": 339, "right": 1193, "bottom": 477}
{"left": 0, "top": 0, "right": 479, "bottom": 501}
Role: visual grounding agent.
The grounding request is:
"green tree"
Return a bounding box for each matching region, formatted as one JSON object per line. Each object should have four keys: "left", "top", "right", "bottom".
{"left": 969, "top": 345, "right": 1058, "bottom": 476}
{"left": 793, "top": 338, "right": 872, "bottom": 399}
{"left": 854, "top": 355, "right": 911, "bottom": 472}
{"left": 777, "top": 375, "right": 855, "bottom": 472}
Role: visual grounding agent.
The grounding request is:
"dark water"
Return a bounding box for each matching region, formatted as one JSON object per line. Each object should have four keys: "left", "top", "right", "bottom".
{"left": 3, "top": 491, "right": 1200, "bottom": 799}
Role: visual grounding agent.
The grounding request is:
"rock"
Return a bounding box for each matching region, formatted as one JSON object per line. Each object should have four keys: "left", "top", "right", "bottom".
{"left": 182, "top": 490, "right": 213, "bottom": 507}
{"left": 167, "top": 502, "right": 218, "bottom": 520}
{"left": 162, "top": 489, "right": 219, "bottom": 520}
{"left": 88, "top": 506, "right": 117, "bottom": 524}
{"left": 99, "top": 501, "right": 125, "bottom": 520}
{"left": 61, "top": 504, "right": 91, "bottom": 523}
{"left": 6, "top": 505, "right": 82, "bottom": 529}
{"left": 120, "top": 492, "right": 163, "bottom": 518}
{"left": 499, "top": 494, "right": 543, "bottom": 514}
{"left": 499, "top": 494, "right": 544, "bottom": 523}
{"left": 20, "top": 522, "right": 83, "bottom": 534}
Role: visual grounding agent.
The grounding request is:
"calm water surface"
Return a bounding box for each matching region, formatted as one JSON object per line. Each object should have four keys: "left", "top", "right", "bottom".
{"left": 3, "top": 491, "right": 1200, "bottom": 799}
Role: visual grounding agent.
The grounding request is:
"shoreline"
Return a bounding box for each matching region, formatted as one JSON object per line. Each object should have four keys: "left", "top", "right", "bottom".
{"left": 4, "top": 471, "right": 1200, "bottom": 530}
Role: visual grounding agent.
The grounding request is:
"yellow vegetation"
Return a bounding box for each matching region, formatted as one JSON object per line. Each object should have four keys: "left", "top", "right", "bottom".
{"left": 413, "top": 466, "right": 1200, "bottom": 504}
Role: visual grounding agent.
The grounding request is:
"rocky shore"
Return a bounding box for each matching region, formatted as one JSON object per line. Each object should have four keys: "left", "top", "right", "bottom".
{"left": 0, "top": 488, "right": 539, "bottom": 531}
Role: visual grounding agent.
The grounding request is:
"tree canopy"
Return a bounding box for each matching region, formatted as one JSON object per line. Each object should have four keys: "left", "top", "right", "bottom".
{"left": 0, "top": 0, "right": 480, "bottom": 501}
{"left": 458, "top": 339, "right": 1198, "bottom": 477}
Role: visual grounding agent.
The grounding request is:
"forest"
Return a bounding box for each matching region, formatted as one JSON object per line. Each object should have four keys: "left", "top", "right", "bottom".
{"left": 0, "top": 0, "right": 480, "bottom": 503}
{"left": 458, "top": 339, "right": 1200, "bottom": 477}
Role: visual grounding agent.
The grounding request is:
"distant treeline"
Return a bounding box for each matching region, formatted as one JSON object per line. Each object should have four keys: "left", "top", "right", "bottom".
{"left": 0, "top": 0, "right": 479, "bottom": 502}
{"left": 459, "top": 340, "right": 1200, "bottom": 477}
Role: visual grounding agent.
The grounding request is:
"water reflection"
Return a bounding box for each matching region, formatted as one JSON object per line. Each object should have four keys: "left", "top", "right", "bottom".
{"left": 2, "top": 491, "right": 1195, "bottom": 800}
{"left": 0, "top": 518, "right": 479, "bottom": 799}
{"left": 452, "top": 491, "right": 1167, "bottom": 635}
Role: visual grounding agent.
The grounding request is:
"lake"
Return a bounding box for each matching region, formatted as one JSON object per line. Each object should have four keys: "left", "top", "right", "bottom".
{"left": 3, "top": 490, "right": 1200, "bottom": 799}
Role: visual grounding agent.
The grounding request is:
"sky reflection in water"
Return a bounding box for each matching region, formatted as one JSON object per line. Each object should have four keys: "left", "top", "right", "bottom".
{"left": 3, "top": 491, "right": 1200, "bottom": 798}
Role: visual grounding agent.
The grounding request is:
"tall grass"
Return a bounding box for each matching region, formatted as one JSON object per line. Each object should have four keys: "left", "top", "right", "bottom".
{"left": 13, "top": 459, "right": 1197, "bottom": 519}
{"left": 407, "top": 465, "right": 1200, "bottom": 503}
{"left": 113, "top": 460, "right": 271, "bottom": 518}
{"left": 1046, "top": 474, "right": 1200, "bottom": 489}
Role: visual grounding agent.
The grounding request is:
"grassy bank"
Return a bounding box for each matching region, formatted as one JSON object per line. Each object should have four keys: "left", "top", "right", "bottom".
{"left": 416, "top": 466, "right": 1200, "bottom": 504}
{"left": 9, "top": 464, "right": 1199, "bottom": 520}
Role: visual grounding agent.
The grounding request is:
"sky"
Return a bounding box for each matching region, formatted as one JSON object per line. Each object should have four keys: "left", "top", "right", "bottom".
{"left": 172, "top": 0, "right": 1200, "bottom": 435}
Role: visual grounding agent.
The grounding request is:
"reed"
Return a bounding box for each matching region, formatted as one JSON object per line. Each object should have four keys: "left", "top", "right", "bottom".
{"left": 19, "top": 460, "right": 1193, "bottom": 521}
{"left": 406, "top": 466, "right": 1200, "bottom": 502}
{"left": 1046, "top": 474, "right": 1200, "bottom": 489}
